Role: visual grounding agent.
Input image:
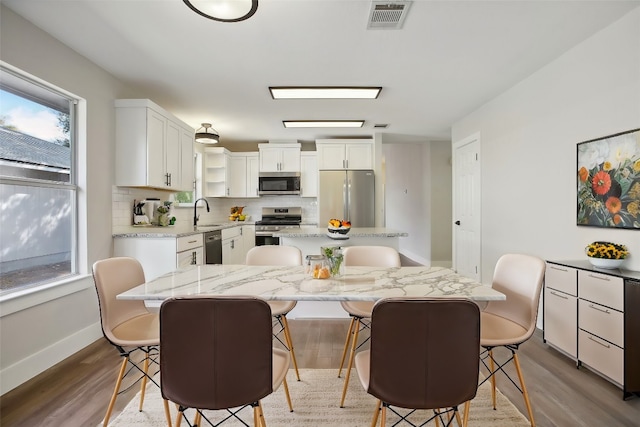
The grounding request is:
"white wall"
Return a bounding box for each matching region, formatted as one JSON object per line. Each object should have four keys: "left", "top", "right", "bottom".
{"left": 452, "top": 8, "right": 640, "bottom": 283}
{"left": 382, "top": 139, "right": 452, "bottom": 266}
{"left": 0, "top": 6, "right": 138, "bottom": 394}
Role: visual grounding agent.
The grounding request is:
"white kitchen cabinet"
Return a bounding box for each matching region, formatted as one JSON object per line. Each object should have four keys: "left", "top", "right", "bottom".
{"left": 204, "top": 147, "right": 230, "bottom": 197}
{"left": 316, "top": 139, "right": 373, "bottom": 170}
{"left": 246, "top": 153, "right": 260, "bottom": 197}
{"left": 543, "top": 264, "right": 578, "bottom": 358}
{"left": 241, "top": 224, "right": 255, "bottom": 255}
{"left": 227, "top": 152, "right": 259, "bottom": 198}
{"left": 205, "top": 150, "right": 258, "bottom": 198}
{"left": 258, "top": 143, "right": 301, "bottom": 172}
{"left": 115, "top": 99, "right": 194, "bottom": 191}
{"left": 114, "top": 233, "right": 203, "bottom": 281}
{"left": 222, "top": 227, "right": 244, "bottom": 264}
{"left": 300, "top": 151, "right": 318, "bottom": 197}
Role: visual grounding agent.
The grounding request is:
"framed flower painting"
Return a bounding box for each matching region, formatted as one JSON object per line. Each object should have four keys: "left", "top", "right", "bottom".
{"left": 577, "top": 128, "right": 640, "bottom": 229}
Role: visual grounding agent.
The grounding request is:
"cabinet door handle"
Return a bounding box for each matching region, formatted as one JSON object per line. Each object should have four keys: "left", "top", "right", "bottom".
{"left": 550, "top": 266, "right": 568, "bottom": 272}
{"left": 550, "top": 290, "right": 569, "bottom": 300}
{"left": 587, "top": 335, "right": 610, "bottom": 349}
{"left": 231, "top": 239, "right": 235, "bottom": 249}
{"left": 588, "top": 303, "right": 611, "bottom": 314}
{"left": 191, "top": 251, "right": 196, "bottom": 265}
{"left": 587, "top": 274, "right": 611, "bottom": 281}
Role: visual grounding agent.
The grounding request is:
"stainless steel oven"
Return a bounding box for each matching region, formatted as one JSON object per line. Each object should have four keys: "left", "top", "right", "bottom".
{"left": 255, "top": 207, "right": 301, "bottom": 246}
{"left": 258, "top": 172, "right": 301, "bottom": 196}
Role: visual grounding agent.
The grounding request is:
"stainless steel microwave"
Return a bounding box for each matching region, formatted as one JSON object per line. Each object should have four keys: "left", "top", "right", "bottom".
{"left": 258, "top": 172, "right": 301, "bottom": 195}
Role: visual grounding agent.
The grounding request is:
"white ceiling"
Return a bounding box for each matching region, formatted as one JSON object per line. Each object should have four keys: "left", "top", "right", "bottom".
{"left": 4, "top": 0, "right": 638, "bottom": 145}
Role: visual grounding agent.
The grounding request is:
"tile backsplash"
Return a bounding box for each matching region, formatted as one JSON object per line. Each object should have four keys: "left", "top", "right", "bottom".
{"left": 112, "top": 186, "right": 318, "bottom": 229}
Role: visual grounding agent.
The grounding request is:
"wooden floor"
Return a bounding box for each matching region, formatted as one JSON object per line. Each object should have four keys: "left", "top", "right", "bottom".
{"left": 1, "top": 319, "right": 639, "bottom": 426}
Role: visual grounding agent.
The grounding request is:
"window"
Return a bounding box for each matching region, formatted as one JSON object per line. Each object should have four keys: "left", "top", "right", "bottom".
{"left": 0, "top": 65, "right": 78, "bottom": 294}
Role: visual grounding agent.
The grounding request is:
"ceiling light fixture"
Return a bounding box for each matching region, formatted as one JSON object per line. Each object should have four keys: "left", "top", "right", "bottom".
{"left": 283, "top": 120, "right": 364, "bottom": 128}
{"left": 183, "top": 0, "right": 258, "bottom": 23}
{"left": 195, "top": 123, "right": 219, "bottom": 144}
{"left": 270, "top": 87, "right": 382, "bottom": 99}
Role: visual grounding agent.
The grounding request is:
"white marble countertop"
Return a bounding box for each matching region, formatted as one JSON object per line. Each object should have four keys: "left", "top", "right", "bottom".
{"left": 117, "top": 264, "right": 504, "bottom": 302}
{"left": 273, "top": 227, "right": 408, "bottom": 238}
{"left": 112, "top": 221, "right": 254, "bottom": 238}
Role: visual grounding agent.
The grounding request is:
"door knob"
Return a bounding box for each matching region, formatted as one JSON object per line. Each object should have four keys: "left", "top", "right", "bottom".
{"left": 455, "top": 220, "right": 461, "bottom": 225}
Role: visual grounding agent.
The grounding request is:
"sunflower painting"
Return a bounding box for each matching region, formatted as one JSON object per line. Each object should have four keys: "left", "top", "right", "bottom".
{"left": 577, "top": 128, "right": 640, "bottom": 229}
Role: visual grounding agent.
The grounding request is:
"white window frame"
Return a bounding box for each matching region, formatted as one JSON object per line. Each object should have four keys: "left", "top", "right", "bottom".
{"left": 0, "top": 62, "right": 88, "bottom": 301}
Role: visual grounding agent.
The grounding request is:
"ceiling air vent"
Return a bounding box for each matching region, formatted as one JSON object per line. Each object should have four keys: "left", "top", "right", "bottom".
{"left": 367, "top": 1, "right": 412, "bottom": 30}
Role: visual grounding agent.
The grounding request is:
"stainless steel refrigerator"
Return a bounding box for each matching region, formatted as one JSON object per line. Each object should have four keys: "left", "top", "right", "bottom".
{"left": 318, "top": 170, "right": 375, "bottom": 227}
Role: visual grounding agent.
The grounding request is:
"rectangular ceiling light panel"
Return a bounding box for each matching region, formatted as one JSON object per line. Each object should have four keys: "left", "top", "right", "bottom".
{"left": 283, "top": 120, "right": 364, "bottom": 128}
{"left": 270, "top": 87, "right": 381, "bottom": 99}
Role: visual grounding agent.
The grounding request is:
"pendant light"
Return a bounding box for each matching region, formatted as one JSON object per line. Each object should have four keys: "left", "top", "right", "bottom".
{"left": 195, "top": 123, "right": 219, "bottom": 144}
{"left": 183, "top": 0, "right": 258, "bottom": 23}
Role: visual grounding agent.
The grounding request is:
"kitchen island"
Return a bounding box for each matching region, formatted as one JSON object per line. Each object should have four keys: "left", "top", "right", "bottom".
{"left": 273, "top": 226, "right": 409, "bottom": 318}
{"left": 274, "top": 227, "right": 408, "bottom": 259}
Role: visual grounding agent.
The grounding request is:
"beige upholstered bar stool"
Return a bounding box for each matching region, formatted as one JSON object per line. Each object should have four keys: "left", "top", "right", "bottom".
{"left": 92, "top": 257, "right": 172, "bottom": 427}
{"left": 338, "top": 245, "right": 401, "bottom": 408}
{"left": 160, "top": 296, "right": 291, "bottom": 427}
{"left": 245, "top": 245, "right": 302, "bottom": 381}
{"left": 479, "top": 253, "right": 546, "bottom": 427}
{"left": 355, "top": 298, "right": 481, "bottom": 427}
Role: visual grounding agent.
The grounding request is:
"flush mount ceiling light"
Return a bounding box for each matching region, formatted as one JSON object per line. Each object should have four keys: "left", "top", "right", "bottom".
{"left": 270, "top": 86, "right": 382, "bottom": 99}
{"left": 195, "top": 123, "right": 219, "bottom": 144}
{"left": 283, "top": 120, "right": 365, "bottom": 128}
{"left": 183, "top": 0, "right": 258, "bottom": 23}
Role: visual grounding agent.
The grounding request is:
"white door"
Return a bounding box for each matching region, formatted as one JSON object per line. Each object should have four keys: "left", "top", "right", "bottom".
{"left": 453, "top": 133, "right": 481, "bottom": 281}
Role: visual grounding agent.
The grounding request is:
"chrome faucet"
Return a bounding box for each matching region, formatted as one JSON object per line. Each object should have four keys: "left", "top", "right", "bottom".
{"left": 193, "top": 198, "right": 210, "bottom": 229}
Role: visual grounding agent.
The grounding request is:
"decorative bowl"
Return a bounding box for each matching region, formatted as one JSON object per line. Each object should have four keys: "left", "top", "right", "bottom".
{"left": 587, "top": 257, "right": 624, "bottom": 269}
{"left": 328, "top": 226, "right": 351, "bottom": 235}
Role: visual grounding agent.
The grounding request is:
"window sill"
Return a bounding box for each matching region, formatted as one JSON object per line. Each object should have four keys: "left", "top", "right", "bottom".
{"left": 0, "top": 274, "right": 93, "bottom": 317}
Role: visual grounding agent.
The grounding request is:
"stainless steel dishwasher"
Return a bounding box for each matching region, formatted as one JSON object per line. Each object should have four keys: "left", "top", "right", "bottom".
{"left": 204, "top": 230, "right": 222, "bottom": 264}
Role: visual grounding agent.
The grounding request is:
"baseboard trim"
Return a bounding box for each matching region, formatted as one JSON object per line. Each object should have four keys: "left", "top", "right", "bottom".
{"left": 0, "top": 321, "right": 102, "bottom": 395}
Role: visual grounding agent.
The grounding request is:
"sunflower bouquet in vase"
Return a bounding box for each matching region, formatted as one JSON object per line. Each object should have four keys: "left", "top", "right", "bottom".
{"left": 585, "top": 241, "right": 629, "bottom": 269}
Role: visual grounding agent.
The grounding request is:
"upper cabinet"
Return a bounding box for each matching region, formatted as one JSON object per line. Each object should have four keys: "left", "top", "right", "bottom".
{"left": 258, "top": 143, "right": 301, "bottom": 172}
{"left": 115, "top": 99, "right": 194, "bottom": 191}
{"left": 316, "top": 139, "right": 373, "bottom": 170}
{"left": 204, "top": 148, "right": 259, "bottom": 198}
{"left": 228, "top": 152, "right": 259, "bottom": 198}
{"left": 300, "top": 151, "right": 318, "bottom": 198}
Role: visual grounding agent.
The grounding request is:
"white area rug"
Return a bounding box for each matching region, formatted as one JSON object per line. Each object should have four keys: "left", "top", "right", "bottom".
{"left": 107, "top": 369, "right": 529, "bottom": 426}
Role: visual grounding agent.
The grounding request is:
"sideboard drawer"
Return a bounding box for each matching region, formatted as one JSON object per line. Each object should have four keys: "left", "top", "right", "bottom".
{"left": 578, "top": 329, "right": 623, "bottom": 385}
{"left": 578, "top": 270, "right": 623, "bottom": 311}
{"left": 545, "top": 264, "right": 577, "bottom": 296}
{"left": 579, "top": 299, "right": 623, "bottom": 348}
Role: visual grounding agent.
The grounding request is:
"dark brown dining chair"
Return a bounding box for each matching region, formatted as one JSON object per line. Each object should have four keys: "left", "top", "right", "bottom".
{"left": 338, "top": 246, "right": 401, "bottom": 407}
{"left": 92, "top": 257, "right": 172, "bottom": 426}
{"left": 246, "top": 245, "right": 302, "bottom": 381}
{"left": 355, "top": 297, "right": 480, "bottom": 427}
{"left": 479, "top": 253, "right": 546, "bottom": 426}
{"left": 160, "top": 296, "right": 292, "bottom": 427}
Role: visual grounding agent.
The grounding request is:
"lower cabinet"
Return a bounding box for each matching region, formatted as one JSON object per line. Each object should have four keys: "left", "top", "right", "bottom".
{"left": 114, "top": 233, "right": 204, "bottom": 280}
{"left": 545, "top": 260, "right": 640, "bottom": 399}
{"left": 222, "top": 225, "right": 254, "bottom": 264}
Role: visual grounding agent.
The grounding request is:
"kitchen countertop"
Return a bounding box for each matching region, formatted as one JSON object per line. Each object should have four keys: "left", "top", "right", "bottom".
{"left": 273, "top": 227, "right": 408, "bottom": 238}
{"left": 112, "top": 221, "right": 254, "bottom": 238}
